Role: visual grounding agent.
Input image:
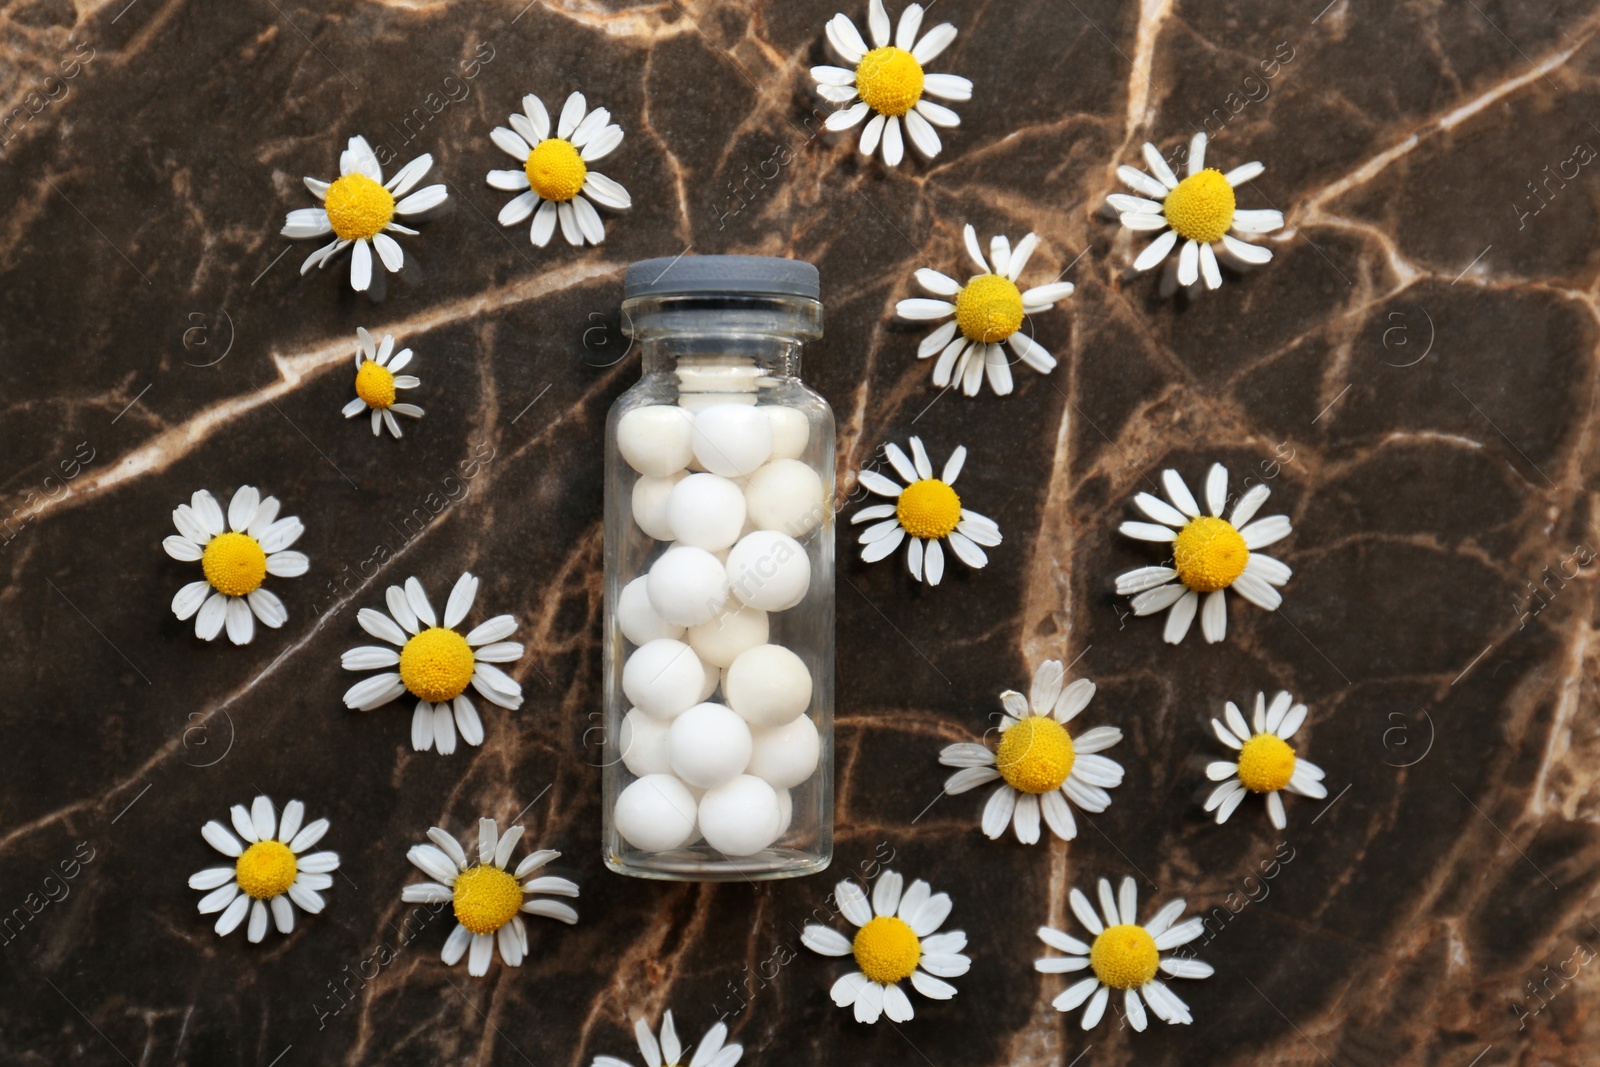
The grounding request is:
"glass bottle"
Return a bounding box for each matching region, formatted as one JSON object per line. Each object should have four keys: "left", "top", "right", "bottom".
{"left": 602, "top": 255, "right": 834, "bottom": 881}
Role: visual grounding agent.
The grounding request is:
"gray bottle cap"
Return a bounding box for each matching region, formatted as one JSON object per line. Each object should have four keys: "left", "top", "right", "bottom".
{"left": 625, "top": 255, "right": 820, "bottom": 301}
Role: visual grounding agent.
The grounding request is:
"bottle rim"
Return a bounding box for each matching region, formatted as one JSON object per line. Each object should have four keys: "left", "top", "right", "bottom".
{"left": 624, "top": 254, "right": 820, "bottom": 302}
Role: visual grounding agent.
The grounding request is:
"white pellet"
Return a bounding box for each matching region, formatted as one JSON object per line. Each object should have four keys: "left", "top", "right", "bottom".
{"left": 617, "top": 406, "right": 694, "bottom": 477}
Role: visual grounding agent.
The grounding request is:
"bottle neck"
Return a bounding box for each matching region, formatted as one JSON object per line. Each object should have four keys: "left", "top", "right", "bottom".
{"left": 623, "top": 294, "right": 822, "bottom": 387}
{"left": 639, "top": 337, "right": 803, "bottom": 380}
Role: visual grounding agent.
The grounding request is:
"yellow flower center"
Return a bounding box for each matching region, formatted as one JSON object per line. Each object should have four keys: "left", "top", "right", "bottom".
{"left": 1162, "top": 168, "right": 1236, "bottom": 244}
{"left": 856, "top": 46, "right": 924, "bottom": 117}
{"left": 524, "top": 138, "right": 587, "bottom": 202}
{"left": 895, "top": 478, "right": 962, "bottom": 540}
{"left": 323, "top": 172, "right": 396, "bottom": 241}
{"left": 1172, "top": 516, "right": 1249, "bottom": 593}
{"left": 355, "top": 360, "right": 396, "bottom": 409}
{"left": 852, "top": 915, "right": 921, "bottom": 984}
{"left": 452, "top": 865, "right": 524, "bottom": 935}
{"left": 995, "top": 716, "right": 1076, "bottom": 794}
{"left": 1089, "top": 924, "right": 1160, "bottom": 989}
{"left": 201, "top": 531, "right": 268, "bottom": 597}
{"left": 235, "top": 840, "right": 298, "bottom": 900}
{"left": 954, "top": 274, "right": 1025, "bottom": 343}
{"left": 398, "top": 627, "right": 476, "bottom": 703}
{"left": 1237, "top": 733, "right": 1296, "bottom": 793}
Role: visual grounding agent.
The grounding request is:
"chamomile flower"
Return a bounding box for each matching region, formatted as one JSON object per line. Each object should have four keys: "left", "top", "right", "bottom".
{"left": 487, "top": 91, "right": 630, "bottom": 247}
{"left": 897, "top": 224, "right": 1075, "bottom": 397}
{"left": 1037, "top": 876, "right": 1212, "bottom": 1031}
{"left": 164, "top": 486, "right": 307, "bottom": 645}
{"left": 402, "top": 818, "right": 579, "bottom": 978}
{"left": 852, "top": 436, "right": 1001, "bottom": 585}
{"left": 802, "top": 869, "right": 969, "bottom": 1023}
{"left": 281, "top": 135, "right": 448, "bottom": 291}
{"left": 592, "top": 1011, "right": 743, "bottom": 1067}
{"left": 189, "top": 795, "right": 339, "bottom": 943}
{"left": 342, "top": 326, "right": 423, "bottom": 437}
{"left": 1109, "top": 131, "right": 1283, "bottom": 290}
{"left": 812, "top": 0, "right": 972, "bottom": 167}
{"left": 340, "top": 573, "right": 525, "bottom": 754}
{"left": 938, "top": 659, "right": 1123, "bottom": 844}
{"left": 1204, "top": 690, "right": 1327, "bottom": 829}
{"left": 1114, "top": 463, "right": 1292, "bottom": 644}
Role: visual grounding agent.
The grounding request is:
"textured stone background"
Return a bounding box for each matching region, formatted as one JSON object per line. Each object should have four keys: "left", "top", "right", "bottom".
{"left": 3, "top": 0, "right": 1599, "bottom": 1064}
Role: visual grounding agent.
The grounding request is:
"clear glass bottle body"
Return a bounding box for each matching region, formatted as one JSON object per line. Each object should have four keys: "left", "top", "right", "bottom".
{"left": 602, "top": 291, "right": 833, "bottom": 880}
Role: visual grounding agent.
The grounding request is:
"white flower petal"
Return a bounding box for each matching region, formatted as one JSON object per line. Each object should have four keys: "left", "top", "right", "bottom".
{"left": 201, "top": 821, "right": 244, "bottom": 857}
{"left": 903, "top": 107, "right": 941, "bottom": 158}
{"left": 836, "top": 879, "right": 873, "bottom": 927}
{"left": 247, "top": 899, "right": 269, "bottom": 943}
{"left": 1224, "top": 160, "right": 1265, "bottom": 186}
{"left": 172, "top": 580, "right": 211, "bottom": 619}
{"left": 1072, "top": 725, "right": 1121, "bottom": 754}
{"left": 1115, "top": 566, "right": 1178, "bottom": 594}
{"left": 224, "top": 596, "right": 254, "bottom": 645}
{"left": 1232, "top": 572, "right": 1283, "bottom": 610}
{"left": 196, "top": 881, "right": 240, "bottom": 913}
{"left": 395, "top": 184, "right": 447, "bottom": 215}
{"left": 1040, "top": 789, "right": 1077, "bottom": 840}
{"left": 872, "top": 870, "right": 903, "bottom": 917}
{"left": 914, "top": 98, "right": 960, "bottom": 126}
{"left": 1231, "top": 208, "right": 1284, "bottom": 234}
{"left": 1240, "top": 515, "right": 1292, "bottom": 549}
{"left": 343, "top": 672, "right": 405, "bottom": 711}
{"left": 1132, "top": 227, "right": 1179, "bottom": 271}
{"left": 921, "top": 72, "right": 971, "bottom": 102}
{"left": 1130, "top": 583, "right": 1186, "bottom": 615}
{"left": 1142, "top": 142, "right": 1179, "bottom": 189}
{"left": 466, "top": 614, "right": 518, "bottom": 646}
{"left": 825, "top": 101, "right": 871, "bottom": 132}
{"left": 257, "top": 517, "right": 303, "bottom": 553}
{"left": 911, "top": 21, "right": 957, "bottom": 64}
{"left": 582, "top": 171, "right": 632, "bottom": 210}
{"left": 214, "top": 894, "right": 250, "bottom": 936}
{"left": 1177, "top": 238, "right": 1200, "bottom": 286}
{"left": 1222, "top": 233, "right": 1274, "bottom": 265}
{"left": 1052, "top": 975, "right": 1099, "bottom": 1012}
{"left": 827, "top": 13, "right": 869, "bottom": 62}
{"left": 579, "top": 126, "right": 623, "bottom": 162}
{"left": 943, "top": 766, "right": 1002, "bottom": 794}
{"left": 282, "top": 207, "right": 333, "bottom": 238}
{"left": 1200, "top": 588, "right": 1227, "bottom": 642}
{"left": 350, "top": 239, "right": 372, "bottom": 291}
{"left": 909, "top": 969, "right": 957, "bottom": 1000}
{"left": 288, "top": 818, "right": 328, "bottom": 853}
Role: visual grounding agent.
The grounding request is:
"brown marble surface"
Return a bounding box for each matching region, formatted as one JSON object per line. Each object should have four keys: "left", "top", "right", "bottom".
{"left": 4, "top": 0, "right": 1600, "bottom": 1064}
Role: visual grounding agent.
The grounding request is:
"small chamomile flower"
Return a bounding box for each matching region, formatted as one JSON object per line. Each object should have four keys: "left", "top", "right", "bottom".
{"left": 1115, "top": 463, "right": 1292, "bottom": 644}
{"left": 281, "top": 135, "right": 448, "bottom": 291}
{"left": 852, "top": 436, "right": 1001, "bottom": 584}
{"left": 592, "top": 1010, "right": 743, "bottom": 1067}
{"left": 1204, "top": 690, "right": 1327, "bottom": 829}
{"left": 1037, "top": 876, "right": 1212, "bottom": 1031}
{"left": 189, "top": 795, "right": 338, "bottom": 943}
{"left": 802, "top": 869, "right": 969, "bottom": 1023}
{"left": 340, "top": 572, "right": 525, "bottom": 754}
{"left": 938, "top": 659, "right": 1123, "bottom": 844}
{"left": 342, "top": 327, "right": 423, "bottom": 437}
{"left": 487, "top": 91, "right": 631, "bottom": 247}
{"left": 896, "top": 223, "right": 1075, "bottom": 397}
{"left": 812, "top": 0, "right": 972, "bottom": 167}
{"left": 1109, "top": 131, "right": 1283, "bottom": 290}
{"left": 402, "top": 818, "right": 579, "bottom": 978}
{"left": 164, "top": 486, "right": 307, "bottom": 645}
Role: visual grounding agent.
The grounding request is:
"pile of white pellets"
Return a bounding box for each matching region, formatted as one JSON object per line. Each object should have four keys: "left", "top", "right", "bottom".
{"left": 612, "top": 400, "right": 826, "bottom": 858}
